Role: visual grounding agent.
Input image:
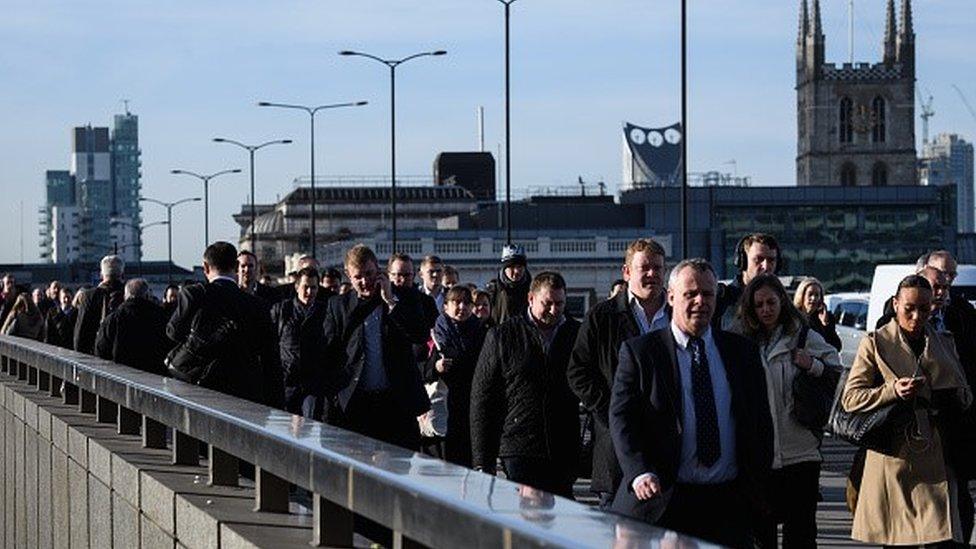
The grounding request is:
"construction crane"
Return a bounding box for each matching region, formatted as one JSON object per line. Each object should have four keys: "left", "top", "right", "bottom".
{"left": 953, "top": 84, "right": 976, "bottom": 125}
{"left": 917, "top": 86, "right": 935, "bottom": 144}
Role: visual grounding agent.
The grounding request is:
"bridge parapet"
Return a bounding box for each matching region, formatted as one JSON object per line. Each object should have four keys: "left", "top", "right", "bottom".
{"left": 0, "top": 335, "right": 707, "bottom": 548}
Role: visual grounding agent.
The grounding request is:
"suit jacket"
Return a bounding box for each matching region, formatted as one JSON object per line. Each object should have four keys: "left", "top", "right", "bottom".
{"left": 322, "top": 291, "right": 430, "bottom": 417}
{"left": 166, "top": 278, "right": 284, "bottom": 408}
{"left": 95, "top": 297, "right": 171, "bottom": 376}
{"left": 74, "top": 279, "right": 124, "bottom": 354}
{"left": 609, "top": 326, "right": 773, "bottom": 522}
{"left": 566, "top": 291, "right": 642, "bottom": 493}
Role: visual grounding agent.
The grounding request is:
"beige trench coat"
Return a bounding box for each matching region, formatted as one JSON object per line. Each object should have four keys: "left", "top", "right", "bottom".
{"left": 842, "top": 320, "right": 972, "bottom": 545}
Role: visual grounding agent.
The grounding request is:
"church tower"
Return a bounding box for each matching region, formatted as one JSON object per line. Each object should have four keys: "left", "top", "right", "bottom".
{"left": 796, "top": 0, "right": 917, "bottom": 186}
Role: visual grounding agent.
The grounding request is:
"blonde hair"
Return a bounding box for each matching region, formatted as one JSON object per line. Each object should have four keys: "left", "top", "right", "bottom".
{"left": 793, "top": 277, "right": 824, "bottom": 313}
{"left": 624, "top": 238, "right": 666, "bottom": 266}
{"left": 344, "top": 244, "right": 377, "bottom": 270}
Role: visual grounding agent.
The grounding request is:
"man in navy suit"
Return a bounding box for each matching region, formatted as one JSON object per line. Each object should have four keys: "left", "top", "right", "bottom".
{"left": 610, "top": 258, "right": 772, "bottom": 547}
{"left": 323, "top": 244, "right": 430, "bottom": 451}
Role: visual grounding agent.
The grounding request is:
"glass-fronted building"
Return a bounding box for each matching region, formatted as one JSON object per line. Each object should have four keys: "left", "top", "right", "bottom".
{"left": 621, "top": 185, "right": 956, "bottom": 291}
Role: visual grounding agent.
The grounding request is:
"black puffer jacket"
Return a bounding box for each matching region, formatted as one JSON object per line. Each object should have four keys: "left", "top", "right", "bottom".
{"left": 489, "top": 268, "right": 531, "bottom": 325}
{"left": 270, "top": 297, "right": 329, "bottom": 413}
{"left": 94, "top": 298, "right": 171, "bottom": 375}
{"left": 470, "top": 313, "right": 581, "bottom": 471}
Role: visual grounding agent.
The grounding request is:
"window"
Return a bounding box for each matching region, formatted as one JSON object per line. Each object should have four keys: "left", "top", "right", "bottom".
{"left": 871, "top": 96, "right": 886, "bottom": 143}
{"left": 839, "top": 97, "right": 853, "bottom": 143}
{"left": 872, "top": 163, "right": 888, "bottom": 186}
{"left": 840, "top": 163, "right": 857, "bottom": 186}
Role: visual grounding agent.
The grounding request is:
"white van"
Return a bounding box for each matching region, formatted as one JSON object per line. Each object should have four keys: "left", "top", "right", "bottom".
{"left": 866, "top": 264, "right": 976, "bottom": 330}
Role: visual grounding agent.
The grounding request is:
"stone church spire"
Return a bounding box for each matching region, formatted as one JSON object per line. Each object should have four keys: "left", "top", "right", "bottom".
{"left": 900, "top": 0, "right": 914, "bottom": 38}
{"left": 883, "top": 0, "right": 897, "bottom": 64}
{"left": 798, "top": 0, "right": 809, "bottom": 42}
{"left": 897, "top": 0, "right": 915, "bottom": 72}
{"left": 805, "top": 0, "right": 824, "bottom": 73}
{"left": 810, "top": 0, "right": 823, "bottom": 37}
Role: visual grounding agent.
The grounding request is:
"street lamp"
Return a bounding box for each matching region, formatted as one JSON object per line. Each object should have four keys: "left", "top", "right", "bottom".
{"left": 212, "top": 138, "right": 292, "bottom": 255}
{"left": 257, "top": 100, "right": 367, "bottom": 258}
{"left": 339, "top": 49, "right": 447, "bottom": 251}
{"left": 680, "top": 0, "right": 689, "bottom": 257}
{"left": 140, "top": 197, "right": 201, "bottom": 282}
{"left": 137, "top": 220, "right": 169, "bottom": 277}
{"left": 170, "top": 168, "right": 241, "bottom": 249}
{"left": 497, "top": 0, "right": 518, "bottom": 245}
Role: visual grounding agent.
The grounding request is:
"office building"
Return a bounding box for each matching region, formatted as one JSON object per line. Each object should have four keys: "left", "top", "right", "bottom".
{"left": 921, "top": 133, "right": 975, "bottom": 232}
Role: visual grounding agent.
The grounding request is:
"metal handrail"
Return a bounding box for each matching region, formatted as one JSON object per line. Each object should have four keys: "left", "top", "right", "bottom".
{"left": 0, "top": 335, "right": 694, "bottom": 548}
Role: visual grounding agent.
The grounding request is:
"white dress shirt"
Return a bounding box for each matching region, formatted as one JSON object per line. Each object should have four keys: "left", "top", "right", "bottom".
{"left": 629, "top": 292, "right": 669, "bottom": 335}
{"left": 632, "top": 322, "right": 738, "bottom": 492}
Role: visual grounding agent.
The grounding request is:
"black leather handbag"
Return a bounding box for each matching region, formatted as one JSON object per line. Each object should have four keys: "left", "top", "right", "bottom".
{"left": 165, "top": 287, "right": 242, "bottom": 386}
{"left": 827, "top": 367, "right": 915, "bottom": 456}
{"left": 791, "top": 326, "right": 842, "bottom": 432}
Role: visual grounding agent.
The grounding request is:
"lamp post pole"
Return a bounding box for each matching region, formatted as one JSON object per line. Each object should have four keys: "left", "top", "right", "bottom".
{"left": 498, "top": 0, "right": 519, "bottom": 244}
{"left": 339, "top": 49, "right": 446, "bottom": 251}
{"left": 137, "top": 220, "right": 169, "bottom": 278}
{"left": 140, "top": 197, "right": 201, "bottom": 282}
{"left": 257, "top": 101, "right": 367, "bottom": 258}
{"left": 170, "top": 169, "right": 241, "bottom": 250}
{"left": 212, "top": 138, "right": 292, "bottom": 255}
{"left": 109, "top": 218, "right": 168, "bottom": 276}
{"left": 680, "top": 0, "right": 689, "bottom": 257}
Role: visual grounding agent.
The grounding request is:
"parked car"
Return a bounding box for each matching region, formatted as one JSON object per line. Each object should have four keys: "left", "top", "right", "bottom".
{"left": 825, "top": 292, "right": 869, "bottom": 369}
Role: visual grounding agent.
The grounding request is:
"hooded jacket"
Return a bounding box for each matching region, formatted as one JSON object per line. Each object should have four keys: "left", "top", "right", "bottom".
{"left": 489, "top": 267, "right": 531, "bottom": 325}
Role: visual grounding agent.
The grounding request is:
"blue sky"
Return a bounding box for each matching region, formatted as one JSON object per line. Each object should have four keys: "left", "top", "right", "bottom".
{"left": 1, "top": 0, "right": 974, "bottom": 268}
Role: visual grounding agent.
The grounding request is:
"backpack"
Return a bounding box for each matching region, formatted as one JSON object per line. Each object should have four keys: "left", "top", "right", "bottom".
{"left": 791, "top": 325, "right": 842, "bottom": 432}
{"left": 165, "top": 285, "right": 245, "bottom": 386}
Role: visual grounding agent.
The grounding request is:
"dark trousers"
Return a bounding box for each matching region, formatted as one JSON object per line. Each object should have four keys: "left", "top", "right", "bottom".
{"left": 755, "top": 461, "right": 820, "bottom": 549}
{"left": 502, "top": 456, "right": 575, "bottom": 499}
{"left": 337, "top": 389, "right": 421, "bottom": 451}
{"left": 659, "top": 480, "right": 751, "bottom": 548}
{"left": 959, "top": 477, "right": 974, "bottom": 547}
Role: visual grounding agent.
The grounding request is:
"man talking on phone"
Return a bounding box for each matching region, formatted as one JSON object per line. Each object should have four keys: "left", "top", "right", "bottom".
{"left": 322, "top": 244, "right": 431, "bottom": 450}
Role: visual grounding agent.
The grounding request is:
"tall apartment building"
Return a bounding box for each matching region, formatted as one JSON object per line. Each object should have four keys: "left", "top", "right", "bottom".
{"left": 921, "top": 133, "right": 975, "bottom": 232}
{"left": 40, "top": 110, "right": 142, "bottom": 263}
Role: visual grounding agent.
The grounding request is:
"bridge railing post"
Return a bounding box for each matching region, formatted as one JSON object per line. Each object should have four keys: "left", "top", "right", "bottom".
{"left": 208, "top": 446, "right": 238, "bottom": 487}
{"left": 117, "top": 406, "right": 140, "bottom": 435}
{"left": 142, "top": 417, "right": 166, "bottom": 449}
{"left": 62, "top": 382, "right": 78, "bottom": 405}
{"left": 313, "top": 494, "right": 354, "bottom": 548}
{"left": 79, "top": 389, "right": 96, "bottom": 414}
{"left": 254, "top": 467, "right": 289, "bottom": 513}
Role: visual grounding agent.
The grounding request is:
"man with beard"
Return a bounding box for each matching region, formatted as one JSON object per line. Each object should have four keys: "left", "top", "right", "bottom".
{"left": 489, "top": 244, "right": 531, "bottom": 325}
{"left": 568, "top": 238, "right": 669, "bottom": 509}
{"left": 714, "top": 233, "right": 781, "bottom": 330}
{"left": 471, "top": 271, "right": 581, "bottom": 498}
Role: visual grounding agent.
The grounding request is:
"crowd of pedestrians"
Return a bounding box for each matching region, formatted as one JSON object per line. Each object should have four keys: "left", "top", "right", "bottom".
{"left": 2, "top": 233, "right": 975, "bottom": 548}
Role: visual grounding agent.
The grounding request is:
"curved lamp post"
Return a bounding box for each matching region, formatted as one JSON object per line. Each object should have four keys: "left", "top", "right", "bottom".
{"left": 257, "top": 101, "right": 367, "bottom": 258}
{"left": 339, "top": 49, "right": 446, "bottom": 251}
{"left": 140, "top": 196, "right": 201, "bottom": 282}
{"left": 212, "top": 138, "right": 292, "bottom": 254}
{"left": 170, "top": 168, "right": 241, "bottom": 250}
